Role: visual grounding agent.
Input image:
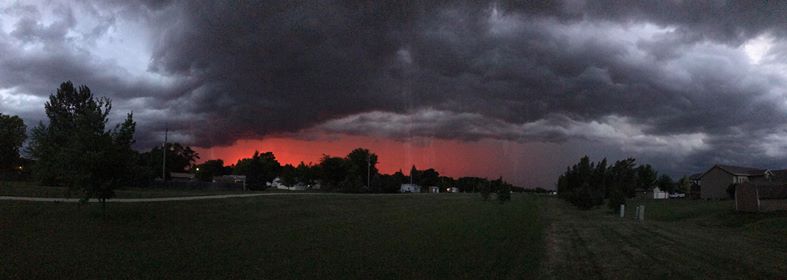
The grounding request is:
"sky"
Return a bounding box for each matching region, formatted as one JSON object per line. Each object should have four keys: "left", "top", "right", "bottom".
{"left": 2, "top": 1, "right": 787, "bottom": 188}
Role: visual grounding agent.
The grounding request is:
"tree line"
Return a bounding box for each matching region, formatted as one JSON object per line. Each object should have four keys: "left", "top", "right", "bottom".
{"left": 557, "top": 156, "right": 691, "bottom": 210}
{"left": 0, "top": 81, "right": 526, "bottom": 204}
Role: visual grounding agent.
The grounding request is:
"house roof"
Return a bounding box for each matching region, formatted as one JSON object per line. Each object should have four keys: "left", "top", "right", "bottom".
{"left": 689, "top": 173, "right": 703, "bottom": 180}
{"left": 710, "top": 164, "right": 768, "bottom": 177}
{"left": 767, "top": 169, "right": 787, "bottom": 183}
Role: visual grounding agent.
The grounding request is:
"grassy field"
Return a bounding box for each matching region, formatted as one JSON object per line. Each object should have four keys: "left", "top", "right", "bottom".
{"left": 0, "top": 181, "right": 246, "bottom": 198}
{"left": 0, "top": 193, "right": 545, "bottom": 279}
{"left": 3, "top": 189, "right": 786, "bottom": 279}
{"left": 539, "top": 197, "right": 787, "bottom": 279}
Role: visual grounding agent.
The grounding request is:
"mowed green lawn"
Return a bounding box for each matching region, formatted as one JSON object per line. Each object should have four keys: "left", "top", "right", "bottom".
{"left": 0, "top": 181, "right": 246, "bottom": 198}
{"left": 0, "top": 193, "right": 545, "bottom": 279}
{"left": 540, "top": 197, "right": 787, "bottom": 280}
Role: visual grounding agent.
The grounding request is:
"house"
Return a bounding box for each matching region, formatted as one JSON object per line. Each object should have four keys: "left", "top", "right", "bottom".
{"left": 213, "top": 175, "right": 246, "bottom": 184}
{"left": 213, "top": 175, "right": 247, "bottom": 190}
{"left": 688, "top": 173, "right": 703, "bottom": 185}
{"left": 268, "top": 177, "right": 287, "bottom": 189}
{"left": 447, "top": 187, "right": 460, "bottom": 193}
{"left": 735, "top": 182, "right": 787, "bottom": 212}
{"left": 267, "top": 177, "right": 310, "bottom": 191}
{"left": 652, "top": 187, "right": 669, "bottom": 199}
{"left": 429, "top": 186, "right": 439, "bottom": 193}
{"left": 688, "top": 173, "right": 703, "bottom": 199}
{"left": 699, "top": 165, "right": 769, "bottom": 199}
{"left": 400, "top": 184, "right": 421, "bottom": 193}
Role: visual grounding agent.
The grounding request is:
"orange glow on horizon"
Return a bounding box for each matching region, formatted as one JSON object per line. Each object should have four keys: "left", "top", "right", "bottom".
{"left": 194, "top": 134, "right": 562, "bottom": 187}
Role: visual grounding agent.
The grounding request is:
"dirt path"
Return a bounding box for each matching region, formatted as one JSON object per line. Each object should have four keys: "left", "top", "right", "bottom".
{"left": 539, "top": 198, "right": 786, "bottom": 279}
{"left": 0, "top": 192, "right": 341, "bottom": 203}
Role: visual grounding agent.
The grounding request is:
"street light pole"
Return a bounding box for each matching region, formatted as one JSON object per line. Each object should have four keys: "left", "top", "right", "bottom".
{"left": 162, "top": 127, "right": 167, "bottom": 181}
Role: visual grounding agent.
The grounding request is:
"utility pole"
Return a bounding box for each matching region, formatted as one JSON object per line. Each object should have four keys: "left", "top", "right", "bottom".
{"left": 162, "top": 127, "right": 168, "bottom": 181}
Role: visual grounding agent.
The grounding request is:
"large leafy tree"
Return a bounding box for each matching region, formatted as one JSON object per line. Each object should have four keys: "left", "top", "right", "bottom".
{"left": 0, "top": 113, "right": 27, "bottom": 173}
{"left": 28, "top": 81, "right": 136, "bottom": 207}
{"left": 557, "top": 156, "right": 646, "bottom": 210}
{"left": 418, "top": 168, "right": 441, "bottom": 188}
{"left": 657, "top": 174, "right": 674, "bottom": 193}
{"left": 139, "top": 142, "right": 200, "bottom": 180}
{"left": 195, "top": 159, "right": 230, "bottom": 182}
{"left": 295, "top": 162, "right": 318, "bottom": 186}
{"left": 636, "top": 164, "right": 658, "bottom": 191}
{"left": 345, "top": 148, "right": 378, "bottom": 192}
{"left": 317, "top": 155, "right": 348, "bottom": 191}
{"left": 234, "top": 151, "right": 280, "bottom": 190}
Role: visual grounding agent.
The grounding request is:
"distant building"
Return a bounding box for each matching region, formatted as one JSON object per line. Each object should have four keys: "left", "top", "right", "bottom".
{"left": 268, "top": 177, "right": 287, "bottom": 189}
{"left": 429, "top": 186, "right": 439, "bottom": 193}
{"left": 400, "top": 184, "right": 421, "bottom": 193}
{"left": 688, "top": 173, "right": 703, "bottom": 199}
{"left": 214, "top": 175, "right": 246, "bottom": 190}
{"left": 267, "top": 177, "right": 310, "bottom": 191}
{"left": 170, "top": 172, "right": 195, "bottom": 182}
{"left": 652, "top": 187, "right": 669, "bottom": 199}
{"left": 213, "top": 175, "right": 246, "bottom": 184}
{"left": 447, "top": 187, "right": 460, "bottom": 193}
{"left": 699, "top": 165, "right": 769, "bottom": 199}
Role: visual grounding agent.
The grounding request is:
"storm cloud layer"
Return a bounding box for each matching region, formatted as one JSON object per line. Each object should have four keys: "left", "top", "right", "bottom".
{"left": 3, "top": 0, "right": 787, "bottom": 178}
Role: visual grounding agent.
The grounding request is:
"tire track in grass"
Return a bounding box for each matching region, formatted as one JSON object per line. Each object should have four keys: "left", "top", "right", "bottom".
{"left": 539, "top": 198, "right": 604, "bottom": 280}
{"left": 642, "top": 221, "right": 784, "bottom": 278}
{"left": 567, "top": 226, "right": 605, "bottom": 279}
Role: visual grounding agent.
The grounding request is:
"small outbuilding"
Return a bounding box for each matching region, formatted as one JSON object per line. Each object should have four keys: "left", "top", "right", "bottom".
{"left": 400, "top": 183, "right": 421, "bottom": 193}
{"left": 170, "top": 172, "right": 195, "bottom": 181}
{"left": 735, "top": 182, "right": 787, "bottom": 212}
{"left": 653, "top": 187, "right": 669, "bottom": 199}
{"left": 429, "top": 186, "right": 440, "bottom": 193}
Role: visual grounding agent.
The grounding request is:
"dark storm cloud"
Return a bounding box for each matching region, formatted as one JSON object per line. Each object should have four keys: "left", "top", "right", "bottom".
{"left": 144, "top": 0, "right": 787, "bottom": 145}
{"left": 3, "top": 0, "right": 787, "bottom": 176}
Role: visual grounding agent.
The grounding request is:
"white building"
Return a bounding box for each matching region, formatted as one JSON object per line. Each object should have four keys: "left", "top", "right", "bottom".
{"left": 267, "top": 177, "right": 307, "bottom": 191}
{"left": 400, "top": 184, "right": 421, "bottom": 193}
{"left": 653, "top": 187, "right": 669, "bottom": 199}
{"left": 447, "top": 187, "right": 460, "bottom": 193}
{"left": 429, "top": 186, "right": 439, "bottom": 193}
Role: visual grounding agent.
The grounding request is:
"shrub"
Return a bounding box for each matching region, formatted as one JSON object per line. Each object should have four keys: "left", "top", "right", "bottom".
{"left": 607, "top": 189, "right": 625, "bottom": 211}
{"left": 497, "top": 187, "right": 511, "bottom": 203}
{"left": 726, "top": 183, "right": 736, "bottom": 199}
{"left": 480, "top": 183, "right": 491, "bottom": 201}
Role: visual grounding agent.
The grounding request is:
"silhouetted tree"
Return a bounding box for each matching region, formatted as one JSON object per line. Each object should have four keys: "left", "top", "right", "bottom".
{"left": 195, "top": 159, "right": 228, "bottom": 182}
{"left": 480, "top": 182, "right": 491, "bottom": 201}
{"left": 294, "top": 161, "right": 318, "bottom": 187}
{"left": 280, "top": 164, "right": 298, "bottom": 187}
{"left": 139, "top": 143, "right": 200, "bottom": 180}
{"left": 497, "top": 185, "right": 511, "bottom": 203}
{"left": 346, "top": 148, "right": 378, "bottom": 191}
{"left": 419, "top": 168, "right": 440, "bottom": 188}
{"left": 318, "top": 155, "right": 348, "bottom": 191}
{"left": 234, "top": 151, "right": 280, "bottom": 190}
{"left": 28, "top": 81, "right": 136, "bottom": 210}
{"left": 558, "top": 156, "right": 651, "bottom": 210}
{"left": 657, "top": 174, "right": 674, "bottom": 193}
{"left": 677, "top": 176, "right": 691, "bottom": 194}
{"left": 637, "top": 164, "right": 658, "bottom": 191}
{"left": 0, "top": 113, "right": 27, "bottom": 179}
